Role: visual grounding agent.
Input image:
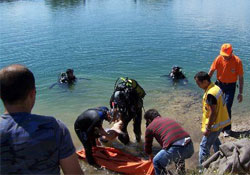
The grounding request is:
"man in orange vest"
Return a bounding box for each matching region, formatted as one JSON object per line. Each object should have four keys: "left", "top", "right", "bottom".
{"left": 208, "top": 43, "right": 244, "bottom": 137}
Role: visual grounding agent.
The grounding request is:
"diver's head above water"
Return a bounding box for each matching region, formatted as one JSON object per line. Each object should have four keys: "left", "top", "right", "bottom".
{"left": 59, "top": 69, "right": 76, "bottom": 84}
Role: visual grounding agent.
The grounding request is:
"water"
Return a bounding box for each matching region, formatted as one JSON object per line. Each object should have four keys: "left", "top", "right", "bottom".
{"left": 1, "top": 0, "right": 250, "bottom": 173}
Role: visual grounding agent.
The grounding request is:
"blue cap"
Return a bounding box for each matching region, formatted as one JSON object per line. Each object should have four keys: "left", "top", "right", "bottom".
{"left": 98, "top": 106, "right": 109, "bottom": 120}
{"left": 99, "top": 106, "right": 109, "bottom": 112}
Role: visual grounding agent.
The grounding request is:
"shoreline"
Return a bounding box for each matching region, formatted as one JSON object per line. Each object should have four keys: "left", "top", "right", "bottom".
{"left": 74, "top": 90, "right": 250, "bottom": 174}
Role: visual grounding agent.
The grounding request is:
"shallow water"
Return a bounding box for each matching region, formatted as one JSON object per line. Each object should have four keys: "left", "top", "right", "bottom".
{"left": 1, "top": 0, "right": 250, "bottom": 173}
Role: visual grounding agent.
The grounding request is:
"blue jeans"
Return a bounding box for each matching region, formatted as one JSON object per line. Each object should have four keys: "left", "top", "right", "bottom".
{"left": 153, "top": 141, "right": 194, "bottom": 175}
{"left": 216, "top": 81, "right": 236, "bottom": 131}
{"left": 199, "top": 130, "right": 222, "bottom": 165}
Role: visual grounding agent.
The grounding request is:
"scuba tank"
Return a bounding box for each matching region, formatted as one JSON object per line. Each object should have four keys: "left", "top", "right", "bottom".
{"left": 114, "top": 77, "right": 146, "bottom": 99}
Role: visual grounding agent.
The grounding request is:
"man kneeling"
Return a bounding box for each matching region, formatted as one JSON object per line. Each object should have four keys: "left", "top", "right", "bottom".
{"left": 144, "top": 109, "right": 194, "bottom": 175}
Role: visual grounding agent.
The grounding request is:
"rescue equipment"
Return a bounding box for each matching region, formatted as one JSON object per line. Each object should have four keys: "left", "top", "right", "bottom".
{"left": 77, "top": 146, "right": 154, "bottom": 175}
{"left": 114, "top": 77, "right": 146, "bottom": 99}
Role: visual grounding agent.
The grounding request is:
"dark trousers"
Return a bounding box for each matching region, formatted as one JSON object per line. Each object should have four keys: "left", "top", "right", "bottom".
{"left": 215, "top": 81, "right": 236, "bottom": 131}
{"left": 118, "top": 108, "right": 142, "bottom": 145}
{"left": 74, "top": 127, "right": 96, "bottom": 165}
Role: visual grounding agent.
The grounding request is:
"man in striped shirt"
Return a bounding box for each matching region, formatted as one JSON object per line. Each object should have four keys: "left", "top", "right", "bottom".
{"left": 144, "top": 109, "right": 194, "bottom": 175}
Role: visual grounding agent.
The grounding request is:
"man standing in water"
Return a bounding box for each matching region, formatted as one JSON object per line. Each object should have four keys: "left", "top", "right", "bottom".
{"left": 144, "top": 109, "right": 194, "bottom": 175}
{"left": 0, "top": 64, "right": 84, "bottom": 175}
{"left": 194, "top": 71, "right": 231, "bottom": 168}
{"left": 208, "top": 43, "right": 244, "bottom": 137}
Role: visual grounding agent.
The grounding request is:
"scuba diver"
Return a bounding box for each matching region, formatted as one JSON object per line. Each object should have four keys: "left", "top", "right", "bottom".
{"left": 110, "top": 77, "right": 146, "bottom": 145}
{"left": 49, "top": 69, "right": 91, "bottom": 89}
{"left": 74, "top": 107, "right": 120, "bottom": 166}
{"left": 59, "top": 69, "right": 76, "bottom": 84}
{"left": 169, "top": 66, "right": 186, "bottom": 81}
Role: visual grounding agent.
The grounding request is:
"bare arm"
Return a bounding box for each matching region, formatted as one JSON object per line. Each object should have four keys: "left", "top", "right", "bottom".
{"left": 208, "top": 69, "right": 215, "bottom": 78}
{"left": 60, "top": 153, "right": 84, "bottom": 175}
{"left": 237, "top": 75, "right": 244, "bottom": 103}
{"left": 204, "top": 104, "right": 217, "bottom": 136}
{"left": 98, "top": 127, "right": 117, "bottom": 141}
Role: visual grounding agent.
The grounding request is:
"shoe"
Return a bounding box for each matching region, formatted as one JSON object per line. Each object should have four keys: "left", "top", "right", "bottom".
{"left": 223, "top": 130, "right": 231, "bottom": 137}
{"left": 197, "top": 165, "right": 204, "bottom": 174}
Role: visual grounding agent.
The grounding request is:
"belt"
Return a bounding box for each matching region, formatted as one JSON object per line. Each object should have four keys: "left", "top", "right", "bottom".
{"left": 216, "top": 80, "right": 236, "bottom": 86}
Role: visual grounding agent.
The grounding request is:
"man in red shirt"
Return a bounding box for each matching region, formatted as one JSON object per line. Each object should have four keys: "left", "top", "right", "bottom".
{"left": 208, "top": 43, "right": 244, "bottom": 136}
{"left": 144, "top": 109, "right": 194, "bottom": 175}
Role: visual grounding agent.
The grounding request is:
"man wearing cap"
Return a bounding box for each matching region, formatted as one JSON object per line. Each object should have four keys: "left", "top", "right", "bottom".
{"left": 208, "top": 43, "right": 244, "bottom": 137}
{"left": 74, "top": 107, "right": 116, "bottom": 165}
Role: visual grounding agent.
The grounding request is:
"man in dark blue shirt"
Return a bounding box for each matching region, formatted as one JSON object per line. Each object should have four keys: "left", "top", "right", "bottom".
{"left": 0, "top": 64, "right": 84, "bottom": 175}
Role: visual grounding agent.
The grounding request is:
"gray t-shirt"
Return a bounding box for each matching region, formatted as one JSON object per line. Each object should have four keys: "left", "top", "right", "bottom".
{"left": 0, "top": 112, "right": 75, "bottom": 174}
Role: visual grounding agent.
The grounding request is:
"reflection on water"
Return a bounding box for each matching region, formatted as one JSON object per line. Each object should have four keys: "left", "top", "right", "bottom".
{"left": 45, "top": 0, "right": 85, "bottom": 8}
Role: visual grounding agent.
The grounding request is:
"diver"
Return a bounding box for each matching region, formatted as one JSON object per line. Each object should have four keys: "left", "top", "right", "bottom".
{"left": 74, "top": 107, "right": 120, "bottom": 166}
{"left": 59, "top": 69, "right": 76, "bottom": 84}
{"left": 49, "top": 69, "right": 91, "bottom": 89}
{"left": 169, "top": 66, "right": 186, "bottom": 81}
{"left": 110, "top": 77, "right": 146, "bottom": 145}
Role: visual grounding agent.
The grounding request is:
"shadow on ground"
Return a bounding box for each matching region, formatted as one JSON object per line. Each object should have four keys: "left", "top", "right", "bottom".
{"left": 230, "top": 130, "right": 250, "bottom": 139}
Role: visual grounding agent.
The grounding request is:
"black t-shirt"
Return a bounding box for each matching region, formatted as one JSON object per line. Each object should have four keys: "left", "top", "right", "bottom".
{"left": 207, "top": 94, "right": 217, "bottom": 105}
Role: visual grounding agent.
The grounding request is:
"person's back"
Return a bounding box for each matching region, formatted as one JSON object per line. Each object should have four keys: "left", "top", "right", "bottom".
{"left": 144, "top": 109, "right": 194, "bottom": 175}
{"left": 0, "top": 64, "right": 83, "bottom": 175}
{"left": 74, "top": 107, "right": 110, "bottom": 165}
{"left": 74, "top": 108, "right": 103, "bottom": 133}
{"left": 145, "top": 117, "right": 190, "bottom": 151}
{"left": 0, "top": 113, "right": 74, "bottom": 174}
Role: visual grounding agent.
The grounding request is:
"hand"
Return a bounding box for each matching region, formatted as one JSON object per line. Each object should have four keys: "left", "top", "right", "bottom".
{"left": 112, "top": 120, "right": 123, "bottom": 130}
{"left": 109, "top": 108, "right": 120, "bottom": 123}
{"left": 112, "top": 110, "right": 121, "bottom": 123}
{"left": 149, "top": 154, "right": 154, "bottom": 160}
{"left": 203, "top": 128, "right": 211, "bottom": 136}
{"left": 94, "top": 127, "right": 100, "bottom": 136}
{"left": 237, "top": 94, "right": 243, "bottom": 103}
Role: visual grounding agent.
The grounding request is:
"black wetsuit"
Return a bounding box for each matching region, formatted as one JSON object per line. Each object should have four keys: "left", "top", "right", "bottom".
{"left": 59, "top": 76, "right": 76, "bottom": 84}
{"left": 110, "top": 89, "right": 143, "bottom": 145}
{"left": 74, "top": 109, "right": 105, "bottom": 165}
{"left": 170, "top": 71, "right": 186, "bottom": 80}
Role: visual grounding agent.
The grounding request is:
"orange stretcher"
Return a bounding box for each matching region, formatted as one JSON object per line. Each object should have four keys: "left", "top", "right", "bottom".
{"left": 77, "top": 146, "right": 154, "bottom": 175}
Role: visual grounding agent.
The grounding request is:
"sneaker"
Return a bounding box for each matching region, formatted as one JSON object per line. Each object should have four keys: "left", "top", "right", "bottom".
{"left": 223, "top": 130, "right": 231, "bottom": 137}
